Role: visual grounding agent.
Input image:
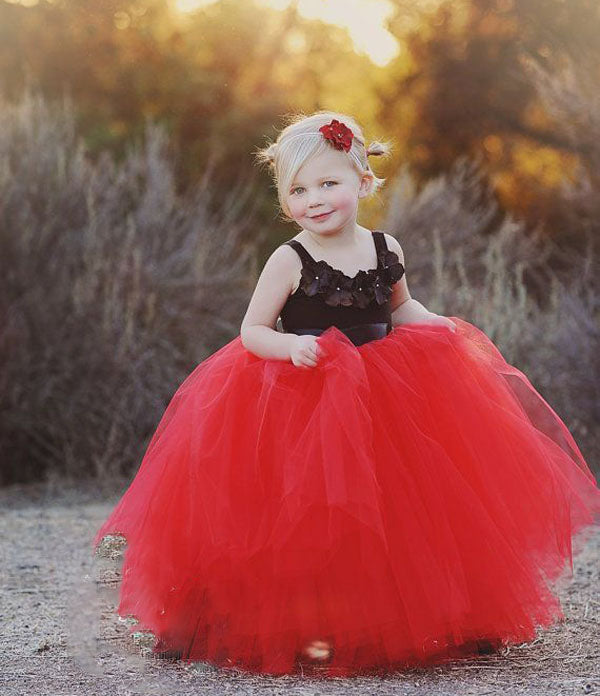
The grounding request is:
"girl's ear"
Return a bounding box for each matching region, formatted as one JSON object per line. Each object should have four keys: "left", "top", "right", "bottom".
{"left": 358, "top": 171, "right": 374, "bottom": 198}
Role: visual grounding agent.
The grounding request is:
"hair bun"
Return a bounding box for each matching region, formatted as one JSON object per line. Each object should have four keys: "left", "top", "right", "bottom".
{"left": 253, "top": 142, "right": 278, "bottom": 169}
{"left": 366, "top": 141, "right": 390, "bottom": 157}
{"left": 265, "top": 143, "right": 278, "bottom": 163}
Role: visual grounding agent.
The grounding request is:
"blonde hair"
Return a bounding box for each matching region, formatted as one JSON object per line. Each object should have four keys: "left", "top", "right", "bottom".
{"left": 254, "top": 110, "right": 392, "bottom": 221}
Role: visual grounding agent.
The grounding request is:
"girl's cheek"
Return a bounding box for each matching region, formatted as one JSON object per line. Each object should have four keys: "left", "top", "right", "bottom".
{"left": 289, "top": 197, "right": 311, "bottom": 218}
{"left": 334, "top": 190, "right": 357, "bottom": 210}
{"left": 287, "top": 200, "right": 303, "bottom": 218}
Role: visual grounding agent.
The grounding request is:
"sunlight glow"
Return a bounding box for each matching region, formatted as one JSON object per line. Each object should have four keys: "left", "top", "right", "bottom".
{"left": 175, "top": 0, "right": 400, "bottom": 66}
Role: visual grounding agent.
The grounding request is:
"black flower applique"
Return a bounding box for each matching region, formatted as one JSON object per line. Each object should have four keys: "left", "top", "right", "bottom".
{"left": 379, "top": 250, "right": 405, "bottom": 285}
{"left": 299, "top": 260, "right": 337, "bottom": 296}
{"left": 351, "top": 269, "right": 375, "bottom": 309}
{"left": 366, "top": 268, "right": 394, "bottom": 304}
{"left": 324, "top": 273, "right": 355, "bottom": 307}
{"left": 367, "top": 248, "right": 405, "bottom": 304}
{"left": 379, "top": 249, "right": 399, "bottom": 268}
{"left": 299, "top": 263, "right": 357, "bottom": 307}
{"left": 297, "top": 246, "right": 405, "bottom": 307}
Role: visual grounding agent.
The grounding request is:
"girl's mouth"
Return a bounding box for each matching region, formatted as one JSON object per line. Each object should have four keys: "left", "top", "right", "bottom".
{"left": 310, "top": 211, "right": 333, "bottom": 221}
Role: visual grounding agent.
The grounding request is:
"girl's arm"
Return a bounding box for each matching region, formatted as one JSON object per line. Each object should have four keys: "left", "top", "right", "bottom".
{"left": 384, "top": 234, "right": 456, "bottom": 331}
{"left": 240, "top": 245, "right": 301, "bottom": 360}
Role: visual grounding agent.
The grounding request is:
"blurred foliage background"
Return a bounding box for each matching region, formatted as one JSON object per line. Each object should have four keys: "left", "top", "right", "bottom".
{"left": 0, "top": 0, "right": 598, "bottom": 486}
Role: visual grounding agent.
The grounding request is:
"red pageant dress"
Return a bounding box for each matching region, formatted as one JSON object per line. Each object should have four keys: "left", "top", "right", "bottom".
{"left": 92, "top": 230, "right": 600, "bottom": 677}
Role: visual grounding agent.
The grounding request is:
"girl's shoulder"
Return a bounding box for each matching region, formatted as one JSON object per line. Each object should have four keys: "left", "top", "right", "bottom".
{"left": 267, "top": 241, "right": 303, "bottom": 268}
{"left": 381, "top": 232, "right": 404, "bottom": 263}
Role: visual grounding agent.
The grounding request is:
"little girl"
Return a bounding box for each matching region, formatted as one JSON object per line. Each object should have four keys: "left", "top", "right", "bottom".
{"left": 93, "top": 110, "right": 600, "bottom": 678}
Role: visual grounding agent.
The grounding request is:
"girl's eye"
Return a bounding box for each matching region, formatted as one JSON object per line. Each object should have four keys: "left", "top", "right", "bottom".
{"left": 290, "top": 181, "right": 337, "bottom": 195}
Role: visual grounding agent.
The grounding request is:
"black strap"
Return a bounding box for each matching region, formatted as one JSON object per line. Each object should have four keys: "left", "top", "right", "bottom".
{"left": 285, "top": 239, "right": 315, "bottom": 267}
{"left": 373, "top": 230, "right": 387, "bottom": 262}
{"left": 290, "top": 322, "right": 390, "bottom": 346}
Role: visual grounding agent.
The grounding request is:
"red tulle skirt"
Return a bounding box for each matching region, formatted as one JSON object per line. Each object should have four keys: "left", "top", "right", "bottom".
{"left": 92, "top": 317, "right": 600, "bottom": 677}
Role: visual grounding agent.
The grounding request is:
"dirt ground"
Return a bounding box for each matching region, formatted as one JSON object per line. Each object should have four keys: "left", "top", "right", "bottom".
{"left": 1, "top": 480, "right": 599, "bottom": 696}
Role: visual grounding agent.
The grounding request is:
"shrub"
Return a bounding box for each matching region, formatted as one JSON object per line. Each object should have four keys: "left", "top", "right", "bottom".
{"left": 0, "top": 89, "right": 261, "bottom": 485}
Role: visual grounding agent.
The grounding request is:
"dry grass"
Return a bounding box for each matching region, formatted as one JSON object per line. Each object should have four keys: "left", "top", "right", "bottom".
{"left": 0, "top": 89, "right": 264, "bottom": 485}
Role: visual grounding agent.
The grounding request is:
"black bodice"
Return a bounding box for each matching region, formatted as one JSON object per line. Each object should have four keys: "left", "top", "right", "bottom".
{"left": 279, "top": 231, "right": 405, "bottom": 346}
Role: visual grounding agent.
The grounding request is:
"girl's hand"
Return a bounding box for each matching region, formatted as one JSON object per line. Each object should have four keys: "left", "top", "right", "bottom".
{"left": 289, "top": 334, "right": 324, "bottom": 368}
{"left": 424, "top": 313, "right": 457, "bottom": 332}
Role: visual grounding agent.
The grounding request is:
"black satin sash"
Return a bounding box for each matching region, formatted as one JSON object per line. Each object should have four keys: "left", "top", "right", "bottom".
{"left": 290, "top": 322, "right": 390, "bottom": 347}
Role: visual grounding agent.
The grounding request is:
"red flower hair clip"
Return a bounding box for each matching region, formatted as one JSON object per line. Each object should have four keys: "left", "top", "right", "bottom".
{"left": 319, "top": 119, "right": 354, "bottom": 152}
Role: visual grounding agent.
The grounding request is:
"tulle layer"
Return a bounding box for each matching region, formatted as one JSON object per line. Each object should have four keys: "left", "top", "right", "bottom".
{"left": 92, "top": 317, "right": 600, "bottom": 677}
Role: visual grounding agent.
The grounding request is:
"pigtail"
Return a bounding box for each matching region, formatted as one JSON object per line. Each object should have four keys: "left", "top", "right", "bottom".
{"left": 366, "top": 140, "right": 392, "bottom": 158}
{"left": 253, "top": 142, "right": 278, "bottom": 170}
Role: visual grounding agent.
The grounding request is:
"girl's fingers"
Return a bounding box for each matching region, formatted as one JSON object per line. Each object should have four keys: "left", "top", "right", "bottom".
{"left": 305, "top": 352, "right": 318, "bottom": 367}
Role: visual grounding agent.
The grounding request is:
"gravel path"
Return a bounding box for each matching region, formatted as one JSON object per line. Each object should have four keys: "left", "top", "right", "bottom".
{"left": 1, "top": 480, "right": 599, "bottom": 696}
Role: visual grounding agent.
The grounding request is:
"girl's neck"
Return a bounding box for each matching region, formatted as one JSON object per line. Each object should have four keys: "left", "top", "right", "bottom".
{"left": 300, "top": 224, "right": 367, "bottom": 251}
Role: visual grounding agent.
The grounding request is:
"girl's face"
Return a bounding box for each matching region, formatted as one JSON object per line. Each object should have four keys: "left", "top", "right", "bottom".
{"left": 284, "top": 149, "right": 372, "bottom": 234}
